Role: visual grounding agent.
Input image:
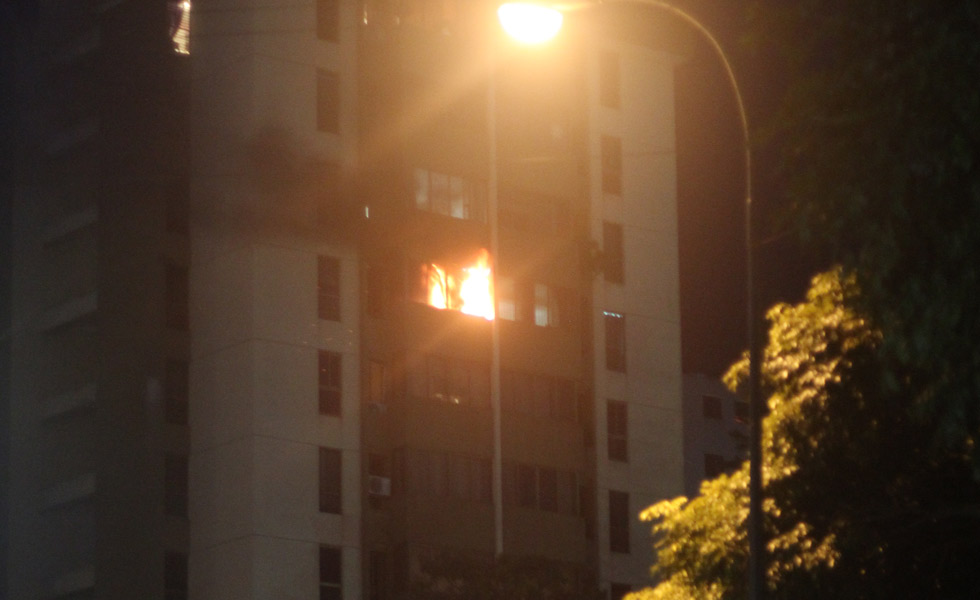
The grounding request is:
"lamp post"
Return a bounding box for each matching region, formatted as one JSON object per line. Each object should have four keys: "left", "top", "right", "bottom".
{"left": 498, "top": 3, "right": 762, "bottom": 598}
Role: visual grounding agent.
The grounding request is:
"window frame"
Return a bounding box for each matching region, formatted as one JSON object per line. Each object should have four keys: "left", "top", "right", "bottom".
{"left": 318, "top": 350, "right": 343, "bottom": 417}
{"left": 318, "top": 447, "right": 343, "bottom": 514}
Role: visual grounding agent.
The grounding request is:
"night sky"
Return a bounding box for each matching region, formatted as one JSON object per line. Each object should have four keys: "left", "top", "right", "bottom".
{"left": 671, "top": 0, "right": 820, "bottom": 377}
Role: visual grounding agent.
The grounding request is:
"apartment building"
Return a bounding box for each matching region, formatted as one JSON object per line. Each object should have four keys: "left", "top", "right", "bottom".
{"left": 2, "top": 1, "right": 685, "bottom": 598}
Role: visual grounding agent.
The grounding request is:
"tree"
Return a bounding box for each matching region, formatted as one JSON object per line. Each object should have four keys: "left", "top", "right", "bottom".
{"left": 631, "top": 270, "right": 980, "bottom": 599}
{"left": 748, "top": 0, "right": 980, "bottom": 468}
{"left": 405, "top": 553, "right": 604, "bottom": 600}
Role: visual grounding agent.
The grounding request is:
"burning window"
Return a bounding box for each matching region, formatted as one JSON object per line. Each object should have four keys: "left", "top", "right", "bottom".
{"left": 415, "top": 249, "right": 494, "bottom": 320}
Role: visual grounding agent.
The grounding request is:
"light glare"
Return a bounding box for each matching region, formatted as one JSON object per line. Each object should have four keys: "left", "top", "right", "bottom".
{"left": 498, "top": 3, "right": 563, "bottom": 45}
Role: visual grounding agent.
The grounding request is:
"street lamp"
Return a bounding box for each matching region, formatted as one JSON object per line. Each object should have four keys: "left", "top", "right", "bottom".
{"left": 497, "top": 3, "right": 763, "bottom": 598}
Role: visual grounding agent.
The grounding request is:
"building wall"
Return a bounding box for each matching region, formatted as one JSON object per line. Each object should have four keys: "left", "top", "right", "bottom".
{"left": 188, "top": 1, "right": 361, "bottom": 598}
{"left": 588, "top": 37, "right": 685, "bottom": 592}
{"left": 682, "top": 373, "right": 747, "bottom": 498}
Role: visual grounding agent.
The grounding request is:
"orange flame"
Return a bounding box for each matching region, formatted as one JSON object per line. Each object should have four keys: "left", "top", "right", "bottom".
{"left": 460, "top": 249, "right": 494, "bottom": 320}
{"left": 424, "top": 249, "right": 494, "bottom": 320}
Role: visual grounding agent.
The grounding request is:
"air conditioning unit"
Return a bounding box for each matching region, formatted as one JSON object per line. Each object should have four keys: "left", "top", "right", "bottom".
{"left": 368, "top": 475, "right": 391, "bottom": 497}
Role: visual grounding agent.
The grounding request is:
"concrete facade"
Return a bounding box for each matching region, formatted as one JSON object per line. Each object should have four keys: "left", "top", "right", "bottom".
{"left": 2, "top": 1, "right": 687, "bottom": 599}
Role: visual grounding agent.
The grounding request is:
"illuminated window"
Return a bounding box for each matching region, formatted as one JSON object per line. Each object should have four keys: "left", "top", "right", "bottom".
{"left": 319, "top": 351, "right": 342, "bottom": 416}
{"left": 317, "top": 70, "right": 341, "bottom": 134}
{"left": 319, "top": 546, "right": 342, "bottom": 600}
{"left": 318, "top": 255, "right": 341, "bottom": 321}
{"left": 413, "top": 250, "right": 493, "bottom": 320}
{"left": 413, "top": 168, "right": 486, "bottom": 222}
{"left": 497, "top": 277, "right": 516, "bottom": 321}
{"left": 168, "top": 1, "right": 191, "bottom": 55}
{"left": 417, "top": 356, "right": 489, "bottom": 409}
{"left": 604, "top": 312, "right": 626, "bottom": 372}
{"left": 603, "top": 222, "right": 624, "bottom": 284}
{"left": 607, "top": 400, "right": 628, "bottom": 462}
{"left": 609, "top": 490, "right": 630, "bottom": 553}
{"left": 319, "top": 447, "right": 342, "bottom": 513}
{"left": 601, "top": 135, "right": 622, "bottom": 195}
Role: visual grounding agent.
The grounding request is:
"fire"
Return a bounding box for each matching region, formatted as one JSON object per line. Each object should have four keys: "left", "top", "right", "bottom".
{"left": 459, "top": 249, "right": 494, "bottom": 320}
{"left": 423, "top": 249, "right": 495, "bottom": 320}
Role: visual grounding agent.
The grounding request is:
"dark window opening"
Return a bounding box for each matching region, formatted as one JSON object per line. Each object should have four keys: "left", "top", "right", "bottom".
{"left": 318, "top": 255, "right": 341, "bottom": 321}
{"left": 702, "top": 395, "right": 722, "bottom": 420}
{"left": 317, "top": 0, "right": 340, "bottom": 42}
{"left": 603, "top": 221, "right": 624, "bottom": 284}
{"left": 165, "top": 264, "right": 189, "bottom": 331}
{"left": 164, "top": 453, "right": 188, "bottom": 518}
{"left": 704, "top": 453, "right": 726, "bottom": 478}
{"left": 319, "top": 447, "right": 342, "bottom": 514}
{"left": 165, "top": 551, "right": 188, "bottom": 600}
{"left": 165, "top": 359, "right": 189, "bottom": 425}
{"left": 319, "top": 350, "right": 342, "bottom": 416}
{"left": 317, "top": 70, "right": 341, "bottom": 134}
{"left": 609, "top": 490, "right": 630, "bottom": 553}
{"left": 599, "top": 51, "right": 620, "bottom": 108}
{"left": 320, "top": 545, "right": 343, "bottom": 600}
{"left": 607, "top": 400, "right": 628, "bottom": 462}
{"left": 604, "top": 312, "right": 626, "bottom": 372}
{"left": 601, "top": 135, "right": 622, "bottom": 195}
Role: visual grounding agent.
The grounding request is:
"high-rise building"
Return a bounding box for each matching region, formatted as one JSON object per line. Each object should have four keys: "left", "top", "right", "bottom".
{"left": 2, "top": 1, "right": 686, "bottom": 598}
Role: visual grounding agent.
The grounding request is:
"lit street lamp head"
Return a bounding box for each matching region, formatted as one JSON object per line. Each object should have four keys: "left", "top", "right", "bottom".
{"left": 497, "top": 2, "right": 564, "bottom": 44}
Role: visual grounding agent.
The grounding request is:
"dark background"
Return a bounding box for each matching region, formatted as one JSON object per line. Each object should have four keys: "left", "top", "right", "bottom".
{"left": 672, "top": 0, "right": 819, "bottom": 377}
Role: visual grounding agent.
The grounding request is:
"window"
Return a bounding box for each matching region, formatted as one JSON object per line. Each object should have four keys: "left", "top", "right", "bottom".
{"left": 319, "top": 447, "right": 342, "bottom": 513}
{"left": 603, "top": 222, "right": 624, "bottom": 284}
{"left": 497, "top": 277, "right": 516, "bottom": 321}
{"left": 413, "top": 168, "right": 486, "bottom": 222}
{"left": 517, "top": 464, "right": 537, "bottom": 508}
{"left": 165, "top": 264, "right": 189, "bottom": 331}
{"left": 538, "top": 467, "right": 558, "bottom": 512}
{"left": 368, "top": 550, "right": 389, "bottom": 600}
{"left": 366, "top": 264, "right": 386, "bottom": 318}
{"left": 318, "top": 255, "right": 341, "bottom": 321}
{"left": 533, "top": 283, "right": 561, "bottom": 327}
{"left": 164, "top": 359, "right": 189, "bottom": 425}
{"left": 317, "top": 70, "right": 341, "bottom": 134}
{"left": 704, "top": 453, "right": 726, "bottom": 478}
{"left": 165, "top": 552, "right": 188, "bottom": 600}
{"left": 165, "top": 179, "right": 189, "bottom": 234}
{"left": 609, "top": 583, "right": 632, "bottom": 600}
{"left": 164, "top": 453, "right": 188, "bottom": 518}
{"left": 604, "top": 312, "right": 626, "bottom": 372}
{"left": 607, "top": 400, "right": 628, "bottom": 462}
{"left": 599, "top": 51, "right": 620, "bottom": 109}
{"left": 609, "top": 490, "right": 630, "bottom": 553}
{"left": 702, "top": 395, "right": 722, "bottom": 420}
{"left": 600, "top": 135, "right": 622, "bottom": 195}
{"left": 317, "top": 0, "right": 340, "bottom": 42}
{"left": 412, "top": 356, "right": 489, "bottom": 409}
{"left": 368, "top": 360, "right": 386, "bottom": 407}
{"left": 319, "top": 546, "right": 343, "bottom": 600}
{"left": 504, "top": 463, "right": 577, "bottom": 514}
{"left": 500, "top": 369, "right": 578, "bottom": 423}
{"left": 318, "top": 351, "right": 342, "bottom": 416}
{"left": 734, "top": 400, "right": 749, "bottom": 424}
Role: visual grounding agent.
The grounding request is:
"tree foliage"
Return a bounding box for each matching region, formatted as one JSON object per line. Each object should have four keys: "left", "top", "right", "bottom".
{"left": 631, "top": 271, "right": 980, "bottom": 599}
{"left": 405, "top": 553, "right": 604, "bottom": 600}
{"left": 748, "top": 0, "right": 980, "bottom": 466}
